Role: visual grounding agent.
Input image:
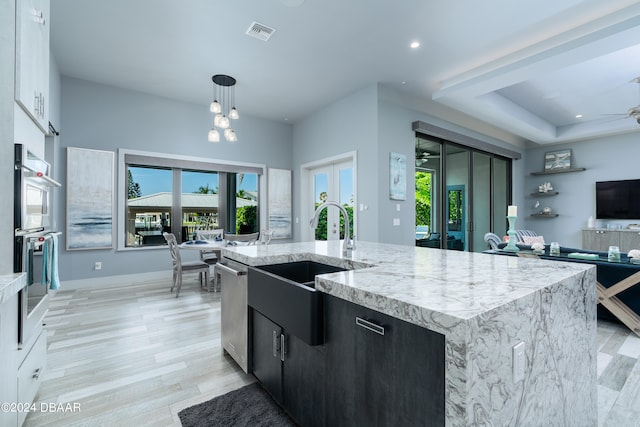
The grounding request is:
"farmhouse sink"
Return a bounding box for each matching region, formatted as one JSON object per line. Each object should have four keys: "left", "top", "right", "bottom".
{"left": 256, "top": 260, "right": 347, "bottom": 288}
{"left": 248, "top": 261, "right": 348, "bottom": 345}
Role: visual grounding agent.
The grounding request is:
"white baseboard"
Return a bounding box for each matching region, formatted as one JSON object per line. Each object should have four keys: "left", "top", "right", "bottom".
{"left": 58, "top": 270, "right": 173, "bottom": 291}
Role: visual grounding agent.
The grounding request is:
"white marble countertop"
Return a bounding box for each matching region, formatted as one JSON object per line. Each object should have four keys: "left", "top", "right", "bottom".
{"left": 222, "top": 240, "right": 598, "bottom": 425}
{"left": 0, "top": 273, "right": 27, "bottom": 304}
{"left": 221, "top": 240, "right": 593, "bottom": 333}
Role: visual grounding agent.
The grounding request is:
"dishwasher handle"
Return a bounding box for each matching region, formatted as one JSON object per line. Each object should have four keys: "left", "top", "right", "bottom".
{"left": 215, "top": 263, "right": 247, "bottom": 276}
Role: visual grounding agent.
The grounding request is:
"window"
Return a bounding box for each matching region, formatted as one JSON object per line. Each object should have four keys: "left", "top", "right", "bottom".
{"left": 119, "top": 151, "right": 264, "bottom": 249}
{"left": 126, "top": 166, "right": 172, "bottom": 247}
{"left": 181, "top": 170, "right": 219, "bottom": 240}
{"left": 232, "top": 173, "right": 259, "bottom": 233}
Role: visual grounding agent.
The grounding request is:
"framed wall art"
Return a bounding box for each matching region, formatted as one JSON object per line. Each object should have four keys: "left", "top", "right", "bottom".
{"left": 66, "top": 147, "right": 115, "bottom": 250}
{"left": 268, "top": 168, "right": 292, "bottom": 239}
{"left": 389, "top": 152, "right": 407, "bottom": 200}
{"left": 544, "top": 149, "right": 572, "bottom": 170}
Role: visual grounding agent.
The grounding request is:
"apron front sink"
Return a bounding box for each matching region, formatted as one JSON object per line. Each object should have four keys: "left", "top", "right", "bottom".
{"left": 248, "top": 261, "right": 348, "bottom": 345}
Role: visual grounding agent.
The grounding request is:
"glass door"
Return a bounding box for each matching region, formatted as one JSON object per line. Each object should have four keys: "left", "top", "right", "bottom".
{"left": 471, "top": 152, "right": 491, "bottom": 252}
{"left": 492, "top": 158, "right": 510, "bottom": 240}
{"left": 415, "top": 134, "right": 511, "bottom": 252}
{"left": 415, "top": 139, "right": 441, "bottom": 245}
{"left": 445, "top": 145, "right": 468, "bottom": 251}
{"left": 309, "top": 161, "right": 354, "bottom": 241}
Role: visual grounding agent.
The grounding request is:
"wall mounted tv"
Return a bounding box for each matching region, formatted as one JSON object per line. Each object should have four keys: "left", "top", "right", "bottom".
{"left": 596, "top": 179, "right": 640, "bottom": 219}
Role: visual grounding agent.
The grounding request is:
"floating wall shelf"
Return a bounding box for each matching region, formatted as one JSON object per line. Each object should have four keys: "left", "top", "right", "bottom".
{"left": 530, "top": 168, "right": 586, "bottom": 176}
{"left": 530, "top": 192, "right": 559, "bottom": 197}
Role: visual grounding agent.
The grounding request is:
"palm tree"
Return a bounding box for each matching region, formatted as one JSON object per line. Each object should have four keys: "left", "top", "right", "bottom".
{"left": 196, "top": 184, "right": 217, "bottom": 194}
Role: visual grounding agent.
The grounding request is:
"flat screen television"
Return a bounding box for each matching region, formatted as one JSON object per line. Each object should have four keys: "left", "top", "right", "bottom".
{"left": 596, "top": 179, "right": 640, "bottom": 219}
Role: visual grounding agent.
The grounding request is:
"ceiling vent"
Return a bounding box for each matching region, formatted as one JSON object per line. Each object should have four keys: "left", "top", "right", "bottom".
{"left": 246, "top": 21, "right": 275, "bottom": 41}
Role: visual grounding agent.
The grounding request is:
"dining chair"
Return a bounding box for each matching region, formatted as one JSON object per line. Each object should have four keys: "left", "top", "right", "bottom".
{"left": 163, "top": 232, "right": 210, "bottom": 297}
{"left": 225, "top": 232, "right": 260, "bottom": 245}
{"left": 195, "top": 229, "right": 225, "bottom": 265}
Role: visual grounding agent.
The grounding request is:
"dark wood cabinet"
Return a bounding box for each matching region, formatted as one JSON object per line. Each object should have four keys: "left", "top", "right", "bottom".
{"left": 324, "top": 295, "right": 446, "bottom": 427}
{"left": 251, "top": 309, "right": 325, "bottom": 427}
{"left": 251, "top": 296, "right": 446, "bottom": 427}
{"left": 251, "top": 310, "right": 283, "bottom": 403}
{"left": 282, "top": 332, "right": 325, "bottom": 427}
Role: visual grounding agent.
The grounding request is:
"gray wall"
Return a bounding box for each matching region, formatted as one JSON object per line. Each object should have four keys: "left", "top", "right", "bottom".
{"left": 292, "top": 85, "right": 380, "bottom": 242}
{"left": 291, "top": 83, "right": 527, "bottom": 247}
{"left": 56, "top": 77, "right": 293, "bottom": 281}
{"left": 376, "top": 86, "right": 528, "bottom": 246}
{"left": 55, "top": 70, "right": 636, "bottom": 286}
{"left": 522, "top": 131, "right": 640, "bottom": 248}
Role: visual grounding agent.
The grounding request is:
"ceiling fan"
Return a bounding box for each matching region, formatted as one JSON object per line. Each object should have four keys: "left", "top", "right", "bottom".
{"left": 415, "top": 150, "right": 440, "bottom": 167}
{"left": 606, "top": 77, "right": 640, "bottom": 124}
{"left": 415, "top": 140, "right": 441, "bottom": 167}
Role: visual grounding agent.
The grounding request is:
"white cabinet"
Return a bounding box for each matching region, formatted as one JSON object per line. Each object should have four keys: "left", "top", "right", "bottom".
{"left": 0, "top": 294, "right": 19, "bottom": 427}
{"left": 15, "top": 0, "right": 50, "bottom": 134}
{"left": 17, "top": 330, "right": 46, "bottom": 426}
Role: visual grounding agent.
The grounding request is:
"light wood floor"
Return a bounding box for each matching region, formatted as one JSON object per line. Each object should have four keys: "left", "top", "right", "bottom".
{"left": 25, "top": 276, "right": 254, "bottom": 427}
{"left": 23, "top": 275, "right": 640, "bottom": 426}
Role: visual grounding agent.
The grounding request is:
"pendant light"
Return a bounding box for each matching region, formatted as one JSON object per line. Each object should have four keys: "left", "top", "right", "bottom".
{"left": 208, "top": 74, "right": 238, "bottom": 142}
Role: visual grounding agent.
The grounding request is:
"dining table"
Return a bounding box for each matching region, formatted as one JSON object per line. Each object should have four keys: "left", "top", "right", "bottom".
{"left": 179, "top": 240, "right": 227, "bottom": 291}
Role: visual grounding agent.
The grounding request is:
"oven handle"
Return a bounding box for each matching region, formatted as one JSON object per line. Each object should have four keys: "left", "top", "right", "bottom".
{"left": 215, "top": 263, "right": 247, "bottom": 277}
{"left": 18, "top": 164, "right": 62, "bottom": 187}
{"left": 25, "top": 232, "right": 62, "bottom": 248}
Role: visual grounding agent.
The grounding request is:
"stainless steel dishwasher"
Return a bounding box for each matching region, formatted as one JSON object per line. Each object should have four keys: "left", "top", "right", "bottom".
{"left": 215, "top": 257, "right": 249, "bottom": 373}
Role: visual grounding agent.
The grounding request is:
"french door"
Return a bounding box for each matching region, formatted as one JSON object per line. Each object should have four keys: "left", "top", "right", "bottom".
{"left": 303, "top": 157, "right": 355, "bottom": 242}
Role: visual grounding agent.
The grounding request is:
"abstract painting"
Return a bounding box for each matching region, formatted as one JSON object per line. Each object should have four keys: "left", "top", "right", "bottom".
{"left": 389, "top": 152, "right": 407, "bottom": 200}
{"left": 268, "top": 168, "right": 292, "bottom": 239}
{"left": 66, "top": 147, "right": 114, "bottom": 250}
{"left": 544, "top": 149, "right": 572, "bottom": 170}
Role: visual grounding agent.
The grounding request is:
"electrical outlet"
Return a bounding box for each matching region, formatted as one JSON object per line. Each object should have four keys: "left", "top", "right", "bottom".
{"left": 393, "top": 218, "right": 400, "bottom": 226}
{"left": 94, "top": 261, "right": 102, "bottom": 270}
{"left": 512, "top": 341, "right": 525, "bottom": 382}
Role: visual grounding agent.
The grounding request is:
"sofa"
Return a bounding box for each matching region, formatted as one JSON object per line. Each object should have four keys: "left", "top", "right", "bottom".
{"left": 484, "top": 230, "right": 539, "bottom": 250}
{"left": 490, "top": 243, "right": 640, "bottom": 325}
{"left": 416, "top": 232, "right": 464, "bottom": 250}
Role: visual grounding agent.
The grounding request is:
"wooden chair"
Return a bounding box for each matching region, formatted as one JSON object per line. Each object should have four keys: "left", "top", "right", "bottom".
{"left": 163, "top": 232, "right": 210, "bottom": 297}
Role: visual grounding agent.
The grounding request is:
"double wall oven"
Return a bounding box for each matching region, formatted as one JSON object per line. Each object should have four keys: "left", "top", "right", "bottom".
{"left": 14, "top": 144, "right": 61, "bottom": 348}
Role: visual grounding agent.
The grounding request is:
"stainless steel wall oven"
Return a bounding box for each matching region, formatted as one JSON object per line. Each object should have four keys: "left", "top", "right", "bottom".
{"left": 14, "top": 144, "right": 61, "bottom": 348}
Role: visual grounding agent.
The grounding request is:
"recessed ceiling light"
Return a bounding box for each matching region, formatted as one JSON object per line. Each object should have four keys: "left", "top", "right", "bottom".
{"left": 410, "top": 41, "right": 420, "bottom": 49}
{"left": 575, "top": 114, "right": 583, "bottom": 118}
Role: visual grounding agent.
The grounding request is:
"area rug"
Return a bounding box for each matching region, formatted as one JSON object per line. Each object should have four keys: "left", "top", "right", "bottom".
{"left": 178, "top": 382, "right": 297, "bottom": 426}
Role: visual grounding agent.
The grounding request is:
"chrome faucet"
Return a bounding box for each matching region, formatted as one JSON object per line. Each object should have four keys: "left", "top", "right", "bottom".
{"left": 309, "top": 201, "right": 355, "bottom": 256}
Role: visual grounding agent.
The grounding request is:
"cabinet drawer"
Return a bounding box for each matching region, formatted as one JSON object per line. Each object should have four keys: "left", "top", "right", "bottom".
{"left": 17, "top": 329, "right": 46, "bottom": 425}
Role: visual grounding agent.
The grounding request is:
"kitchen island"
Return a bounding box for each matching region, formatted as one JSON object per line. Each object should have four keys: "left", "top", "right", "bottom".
{"left": 221, "top": 241, "right": 597, "bottom": 426}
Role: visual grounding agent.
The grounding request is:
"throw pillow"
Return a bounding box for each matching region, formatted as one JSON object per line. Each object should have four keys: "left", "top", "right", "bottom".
{"left": 523, "top": 235, "right": 545, "bottom": 245}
